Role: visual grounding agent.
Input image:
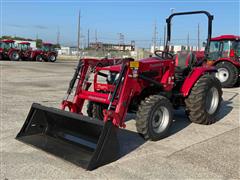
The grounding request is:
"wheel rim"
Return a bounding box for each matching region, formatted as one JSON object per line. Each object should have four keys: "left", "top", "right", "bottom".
{"left": 216, "top": 68, "right": 229, "bottom": 83}
{"left": 205, "top": 87, "right": 219, "bottom": 115}
{"left": 12, "top": 52, "right": 19, "bottom": 60}
{"left": 37, "top": 56, "right": 43, "bottom": 62}
{"left": 152, "top": 106, "right": 170, "bottom": 133}
{"left": 50, "top": 55, "right": 56, "bottom": 61}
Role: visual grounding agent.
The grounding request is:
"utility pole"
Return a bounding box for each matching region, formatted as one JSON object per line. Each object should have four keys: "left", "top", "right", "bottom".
{"left": 77, "top": 10, "right": 81, "bottom": 56}
{"left": 87, "top": 29, "right": 90, "bottom": 48}
{"left": 159, "top": 38, "right": 162, "bottom": 49}
{"left": 119, "top": 33, "right": 124, "bottom": 44}
{"left": 167, "top": 8, "right": 175, "bottom": 50}
{"left": 163, "top": 25, "right": 166, "bottom": 47}
{"left": 187, "top": 32, "right": 190, "bottom": 50}
{"left": 152, "top": 20, "right": 157, "bottom": 52}
{"left": 118, "top": 33, "right": 124, "bottom": 50}
{"left": 81, "top": 35, "right": 85, "bottom": 49}
{"left": 197, "top": 23, "right": 200, "bottom": 51}
{"left": 57, "top": 26, "right": 60, "bottom": 45}
{"left": 95, "top": 29, "right": 98, "bottom": 43}
{"left": 118, "top": 33, "right": 124, "bottom": 44}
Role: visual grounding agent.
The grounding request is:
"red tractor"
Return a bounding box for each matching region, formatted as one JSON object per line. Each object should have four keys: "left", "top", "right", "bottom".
{"left": 207, "top": 35, "right": 240, "bottom": 87}
{"left": 17, "top": 11, "right": 222, "bottom": 170}
{"left": 0, "top": 39, "right": 20, "bottom": 61}
{"left": 18, "top": 42, "right": 33, "bottom": 61}
{"left": 32, "top": 43, "right": 58, "bottom": 62}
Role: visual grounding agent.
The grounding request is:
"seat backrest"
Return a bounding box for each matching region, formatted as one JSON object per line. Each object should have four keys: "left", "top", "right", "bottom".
{"left": 176, "top": 51, "right": 189, "bottom": 68}
{"left": 175, "top": 51, "right": 197, "bottom": 73}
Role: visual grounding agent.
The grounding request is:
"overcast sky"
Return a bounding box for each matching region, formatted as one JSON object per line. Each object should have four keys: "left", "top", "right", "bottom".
{"left": 1, "top": 0, "right": 239, "bottom": 48}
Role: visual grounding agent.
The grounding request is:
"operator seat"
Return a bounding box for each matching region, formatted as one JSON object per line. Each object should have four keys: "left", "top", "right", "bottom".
{"left": 175, "top": 51, "right": 198, "bottom": 74}
{"left": 174, "top": 51, "right": 198, "bottom": 84}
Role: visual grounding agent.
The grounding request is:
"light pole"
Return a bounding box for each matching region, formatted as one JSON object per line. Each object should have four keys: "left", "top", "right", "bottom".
{"left": 77, "top": 10, "right": 81, "bottom": 57}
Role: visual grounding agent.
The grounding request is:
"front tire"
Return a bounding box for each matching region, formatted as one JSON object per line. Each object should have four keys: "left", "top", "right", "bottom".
{"left": 215, "top": 61, "right": 239, "bottom": 88}
{"left": 9, "top": 51, "right": 20, "bottom": 61}
{"left": 185, "top": 74, "right": 222, "bottom": 125}
{"left": 136, "top": 95, "right": 173, "bottom": 141}
{"left": 87, "top": 101, "right": 108, "bottom": 120}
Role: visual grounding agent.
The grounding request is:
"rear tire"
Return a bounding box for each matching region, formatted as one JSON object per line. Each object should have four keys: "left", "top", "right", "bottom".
{"left": 9, "top": 51, "right": 20, "bottom": 61}
{"left": 215, "top": 61, "right": 238, "bottom": 88}
{"left": 48, "top": 54, "right": 57, "bottom": 62}
{"left": 136, "top": 95, "right": 173, "bottom": 141}
{"left": 36, "top": 55, "right": 44, "bottom": 62}
{"left": 87, "top": 101, "right": 108, "bottom": 120}
{"left": 185, "top": 74, "right": 222, "bottom": 125}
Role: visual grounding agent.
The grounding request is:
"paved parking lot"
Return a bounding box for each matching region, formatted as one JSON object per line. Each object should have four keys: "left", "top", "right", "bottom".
{"left": 0, "top": 60, "right": 239, "bottom": 179}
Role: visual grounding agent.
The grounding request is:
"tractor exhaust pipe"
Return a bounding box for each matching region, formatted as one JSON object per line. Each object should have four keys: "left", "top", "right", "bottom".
{"left": 16, "top": 103, "right": 119, "bottom": 170}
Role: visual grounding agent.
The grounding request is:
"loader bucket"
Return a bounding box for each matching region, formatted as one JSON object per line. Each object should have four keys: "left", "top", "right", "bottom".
{"left": 16, "top": 103, "right": 119, "bottom": 170}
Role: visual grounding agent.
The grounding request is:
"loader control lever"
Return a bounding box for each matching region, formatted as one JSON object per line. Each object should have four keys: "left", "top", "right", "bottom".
{"left": 154, "top": 50, "right": 173, "bottom": 59}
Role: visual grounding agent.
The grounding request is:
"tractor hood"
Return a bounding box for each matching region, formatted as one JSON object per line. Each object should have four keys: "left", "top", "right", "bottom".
{"left": 102, "top": 57, "right": 175, "bottom": 72}
{"left": 32, "top": 49, "right": 43, "bottom": 53}
{"left": 139, "top": 57, "right": 163, "bottom": 63}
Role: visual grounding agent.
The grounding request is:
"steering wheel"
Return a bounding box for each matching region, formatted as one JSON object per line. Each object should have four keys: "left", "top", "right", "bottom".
{"left": 154, "top": 50, "right": 174, "bottom": 59}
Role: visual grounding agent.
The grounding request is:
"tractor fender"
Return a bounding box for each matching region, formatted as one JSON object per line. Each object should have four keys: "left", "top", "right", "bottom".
{"left": 180, "top": 67, "right": 217, "bottom": 97}
{"left": 31, "top": 50, "right": 42, "bottom": 59}
{"left": 48, "top": 52, "right": 56, "bottom": 57}
{"left": 213, "top": 58, "right": 240, "bottom": 68}
{"left": 7, "top": 48, "right": 19, "bottom": 56}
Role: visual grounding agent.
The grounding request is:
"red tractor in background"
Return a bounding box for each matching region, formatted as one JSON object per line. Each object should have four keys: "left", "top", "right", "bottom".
{"left": 18, "top": 42, "right": 58, "bottom": 62}
{"left": 16, "top": 11, "right": 222, "bottom": 170}
{"left": 207, "top": 35, "right": 240, "bottom": 87}
{"left": 0, "top": 39, "right": 20, "bottom": 61}
{"left": 32, "top": 42, "right": 58, "bottom": 62}
{"left": 18, "top": 42, "right": 33, "bottom": 61}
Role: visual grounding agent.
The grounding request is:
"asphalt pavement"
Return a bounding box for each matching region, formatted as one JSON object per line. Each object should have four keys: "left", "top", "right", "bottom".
{"left": 0, "top": 60, "right": 239, "bottom": 179}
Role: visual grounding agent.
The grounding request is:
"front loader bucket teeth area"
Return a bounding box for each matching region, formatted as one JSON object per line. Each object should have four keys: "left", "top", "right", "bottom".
{"left": 16, "top": 103, "right": 119, "bottom": 170}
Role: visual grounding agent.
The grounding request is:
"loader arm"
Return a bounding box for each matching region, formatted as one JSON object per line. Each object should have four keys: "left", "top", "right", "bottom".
{"left": 103, "top": 64, "right": 138, "bottom": 127}
{"left": 69, "top": 61, "right": 140, "bottom": 127}
{"left": 67, "top": 60, "right": 83, "bottom": 95}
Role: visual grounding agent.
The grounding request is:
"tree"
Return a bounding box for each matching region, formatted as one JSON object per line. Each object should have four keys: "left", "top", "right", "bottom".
{"left": 36, "top": 39, "right": 43, "bottom": 48}
{"left": 53, "top": 43, "right": 61, "bottom": 49}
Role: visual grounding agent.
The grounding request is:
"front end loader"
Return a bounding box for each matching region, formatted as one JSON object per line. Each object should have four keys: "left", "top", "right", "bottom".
{"left": 16, "top": 11, "right": 222, "bottom": 170}
{"left": 16, "top": 58, "right": 130, "bottom": 170}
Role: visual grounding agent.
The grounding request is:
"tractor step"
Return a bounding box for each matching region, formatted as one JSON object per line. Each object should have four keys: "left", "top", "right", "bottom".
{"left": 16, "top": 103, "right": 119, "bottom": 170}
